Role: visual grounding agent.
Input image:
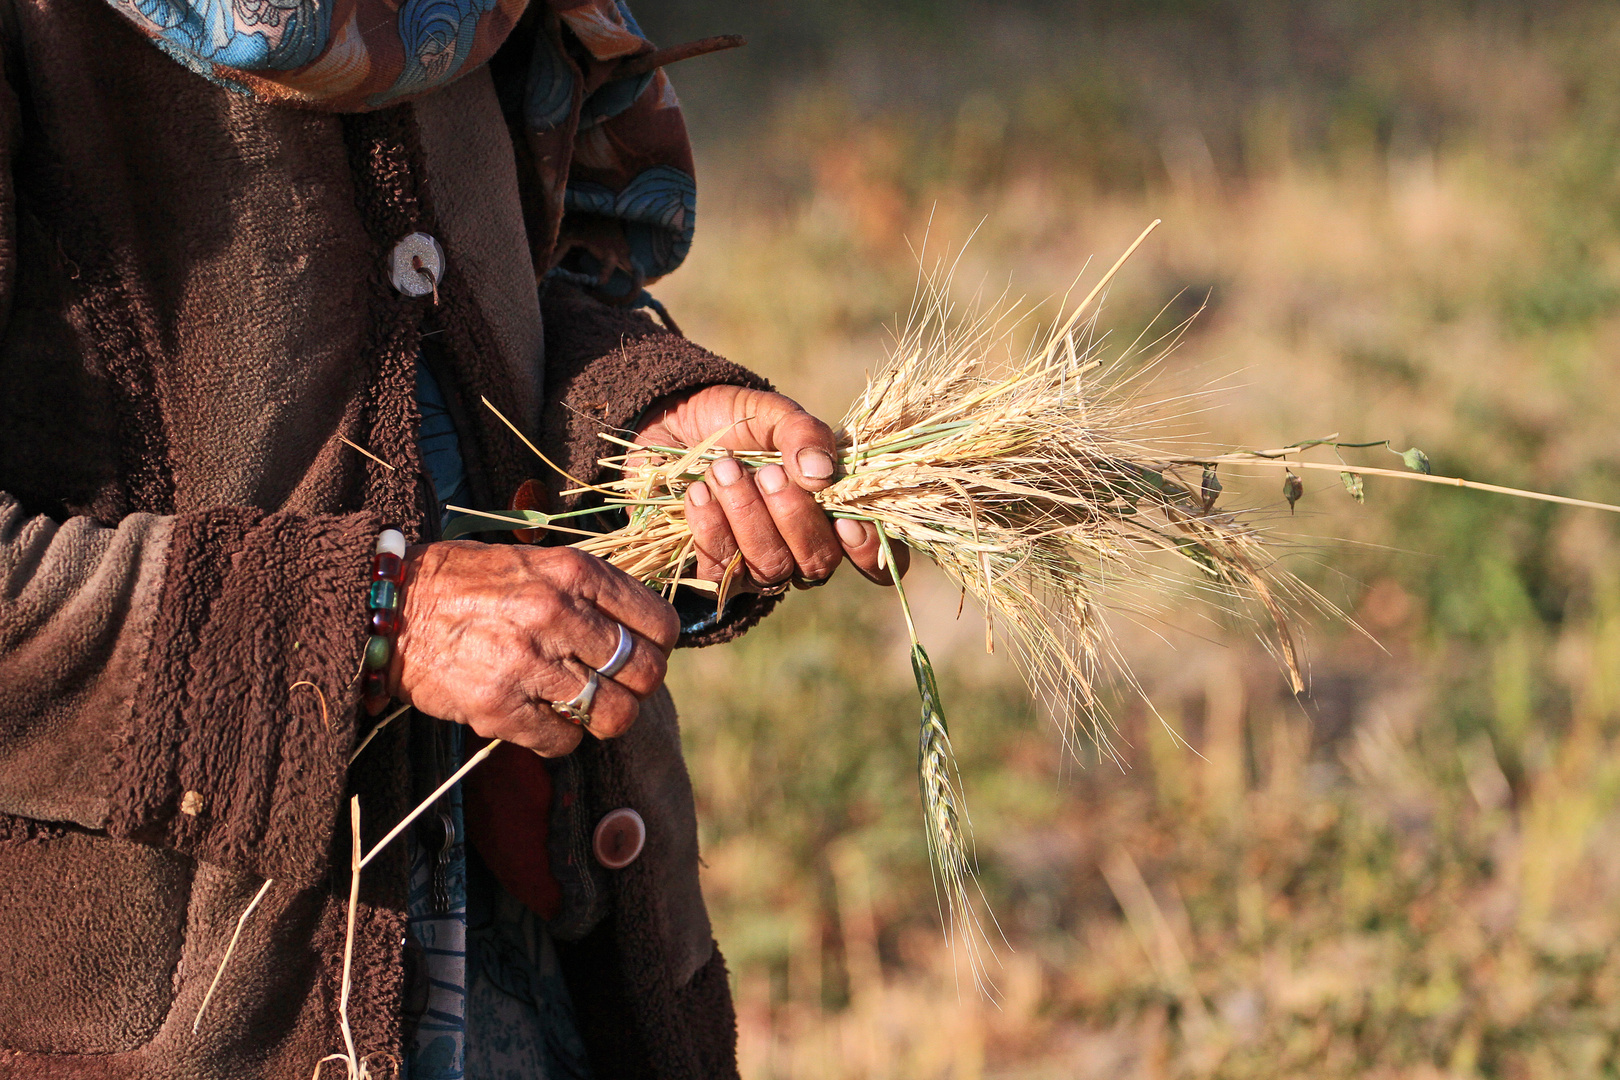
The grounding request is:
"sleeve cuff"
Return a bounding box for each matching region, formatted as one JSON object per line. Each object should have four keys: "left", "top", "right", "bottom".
{"left": 106, "top": 508, "right": 380, "bottom": 886}
{"left": 539, "top": 283, "right": 781, "bottom": 648}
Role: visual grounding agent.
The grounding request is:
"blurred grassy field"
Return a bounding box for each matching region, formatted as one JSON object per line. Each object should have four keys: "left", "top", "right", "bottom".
{"left": 637, "top": 3, "right": 1620, "bottom": 1077}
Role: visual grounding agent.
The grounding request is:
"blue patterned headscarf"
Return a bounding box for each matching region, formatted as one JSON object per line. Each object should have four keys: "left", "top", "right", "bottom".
{"left": 110, "top": 0, "right": 526, "bottom": 109}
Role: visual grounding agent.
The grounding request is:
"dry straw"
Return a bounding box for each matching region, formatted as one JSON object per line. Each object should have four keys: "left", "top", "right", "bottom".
{"left": 446, "top": 220, "right": 1328, "bottom": 986}
{"left": 445, "top": 219, "right": 1620, "bottom": 989}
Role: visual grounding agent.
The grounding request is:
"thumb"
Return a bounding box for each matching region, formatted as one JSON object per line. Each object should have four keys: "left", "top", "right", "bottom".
{"left": 743, "top": 392, "right": 839, "bottom": 493}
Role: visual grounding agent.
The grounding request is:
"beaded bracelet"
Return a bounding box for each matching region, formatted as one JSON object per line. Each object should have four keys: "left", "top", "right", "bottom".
{"left": 360, "top": 527, "right": 407, "bottom": 716}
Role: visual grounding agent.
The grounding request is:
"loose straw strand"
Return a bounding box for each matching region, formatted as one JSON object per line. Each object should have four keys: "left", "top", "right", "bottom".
{"left": 349, "top": 702, "right": 410, "bottom": 766}
{"left": 338, "top": 437, "right": 397, "bottom": 472}
{"left": 1052, "top": 219, "right": 1160, "bottom": 344}
{"left": 480, "top": 396, "right": 603, "bottom": 493}
{"left": 191, "top": 877, "right": 275, "bottom": 1034}
{"left": 337, "top": 798, "right": 362, "bottom": 1068}
{"left": 357, "top": 738, "right": 502, "bottom": 870}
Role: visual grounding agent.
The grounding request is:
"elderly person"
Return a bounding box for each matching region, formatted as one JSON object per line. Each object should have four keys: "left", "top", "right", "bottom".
{"left": 0, "top": 1, "right": 900, "bottom": 1076}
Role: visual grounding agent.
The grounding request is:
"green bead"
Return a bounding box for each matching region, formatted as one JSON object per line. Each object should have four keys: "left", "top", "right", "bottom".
{"left": 368, "top": 580, "right": 399, "bottom": 612}
{"left": 363, "top": 634, "right": 392, "bottom": 671}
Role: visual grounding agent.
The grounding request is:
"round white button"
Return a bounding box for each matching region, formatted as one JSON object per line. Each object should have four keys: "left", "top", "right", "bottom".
{"left": 388, "top": 232, "right": 445, "bottom": 298}
{"left": 592, "top": 808, "right": 646, "bottom": 870}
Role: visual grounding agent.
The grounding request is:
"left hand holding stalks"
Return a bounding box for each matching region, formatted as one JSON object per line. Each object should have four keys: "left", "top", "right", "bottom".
{"left": 634, "top": 385, "right": 908, "bottom": 592}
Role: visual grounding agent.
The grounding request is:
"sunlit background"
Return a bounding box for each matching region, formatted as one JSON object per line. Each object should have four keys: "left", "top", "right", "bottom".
{"left": 634, "top": 4, "right": 1620, "bottom": 1076}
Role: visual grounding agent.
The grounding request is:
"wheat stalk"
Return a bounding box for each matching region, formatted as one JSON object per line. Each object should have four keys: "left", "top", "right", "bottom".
{"left": 446, "top": 222, "right": 1620, "bottom": 991}
{"left": 450, "top": 222, "right": 1327, "bottom": 987}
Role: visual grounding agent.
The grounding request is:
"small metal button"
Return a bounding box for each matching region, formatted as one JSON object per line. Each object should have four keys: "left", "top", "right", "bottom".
{"left": 592, "top": 808, "right": 646, "bottom": 870}
{"left": 388, "top": 232, "right": 445, "bottom": 298}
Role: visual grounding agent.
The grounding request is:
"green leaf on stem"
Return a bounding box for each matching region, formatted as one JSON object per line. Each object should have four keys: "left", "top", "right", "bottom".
{"left": 1340, "top": 471, "right": 1365, "bottom": 503}
{"left": 439, "top": 509, "right": 550, "bottom": 541}
{"left": 1393, "top": 446, "right": 1432, "bottom": 474}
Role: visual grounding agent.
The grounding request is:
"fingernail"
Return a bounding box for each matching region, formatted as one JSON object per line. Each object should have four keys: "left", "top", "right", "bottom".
{"left": 797, "top": 448, "right": 835, "bottom": 480}
{"left": 712, "top": 456, "right": 743, "bottom": 486}
{"left": 689, "top": 480, "right": 711, "bottom": 507}
{"left": 835, "top": 518, "right": 866, "bottom": 547}
{"left": 757, "top": 464, "right": 788, "bottom": 495}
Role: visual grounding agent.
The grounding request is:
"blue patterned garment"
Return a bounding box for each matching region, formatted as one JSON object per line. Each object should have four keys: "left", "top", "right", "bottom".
{"left": 403, "top": 729, "right": 470, "bottom": 1080}
{"left": 466, "top": 855, "right": 594, "bottom": 1079}
{"left": 105, "top": 0, "right": 527, "bottom": 110}
{"left": 409, "top": 362, "right": 593, "bottom": 1080}
{"left": 383, "top": 0, "right": 502, "bottom": 105}
{"left": 405, "top": 365, "right": 478, "bottom": 1080}
{"left": 416, "top": 364, "right": 471, "bottom": 522}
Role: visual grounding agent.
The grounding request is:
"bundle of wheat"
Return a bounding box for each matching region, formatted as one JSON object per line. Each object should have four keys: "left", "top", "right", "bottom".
{"left": 443, "top": 223, "right": 1330, "bottom": 983}
{"left": 439, "top": 222, "right": 1620, "bottom": 989}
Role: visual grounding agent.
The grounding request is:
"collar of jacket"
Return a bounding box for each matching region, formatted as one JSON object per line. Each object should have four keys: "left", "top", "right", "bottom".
{"left": 106, "top": 0, "right": 729, "bottom": 300}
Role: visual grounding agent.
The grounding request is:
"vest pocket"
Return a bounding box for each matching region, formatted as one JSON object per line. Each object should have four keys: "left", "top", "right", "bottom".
{"left": 0, "top": 828, "right": 191, "bottom": 1053}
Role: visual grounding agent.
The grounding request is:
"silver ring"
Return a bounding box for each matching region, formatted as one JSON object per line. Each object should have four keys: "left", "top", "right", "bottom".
{"left": 755, "top": 580, "right": 790, "bottom": 597}
{"left": 551, "top": 670, "right": 600, "bottom": 727}
{"left": 596, "top": 623, "right": 634, "bottom": 679}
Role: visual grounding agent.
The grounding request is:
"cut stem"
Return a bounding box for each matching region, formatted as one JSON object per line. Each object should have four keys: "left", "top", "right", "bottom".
{"left": 358, "top": 738, "right": 502, "bottom": 870}
{"left": 873, "top": 520, "right": 918, "bottom": 644}
{"left": 191, "top": 876, "right": 275, "bottom": 1034}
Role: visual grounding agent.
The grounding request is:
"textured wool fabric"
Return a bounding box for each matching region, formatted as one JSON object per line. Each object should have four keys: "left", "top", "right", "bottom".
{"left": 0, "top": 498, "right": 170, "bottom": 829}
{"left": 0, "top": 0, "right": 754, "bottom": 1073}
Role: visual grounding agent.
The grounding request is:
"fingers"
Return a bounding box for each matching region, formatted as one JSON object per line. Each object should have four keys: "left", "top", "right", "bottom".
{"left": 500, "top": 663, "right": 644, "bottom": 748}
{"left": 490, "top": 657, "right": 651, "bottom": 753}
{"left": 753, "top": 463, "right": 842, "bottom": 581}
{"left": 499, "top": 714, "right": 585, "bottom": 757}
{"left": 443, "top": 674, "right": 590, "bottom": 757}
{"left": 393, "top": 542, "right": 679, "bottom": 754}
{"left": 645, "top": 386, "right": 840, "bottom": 493}
{"left": 687, "top": 458, "right": 905, "bottom": 589}
{"left": 685, "top": 478, "right": 735, "bottom": 583}
{"left": 698, "top": 456, "right": 798, "bottom": 586}
{"left": 519, "top": 577, "right": 670, "bottom": 700}
{"left": 753, "top": 399, "right": 839, "bottom": 492}
{"left": 834, "top": 517, "right": 910, "bottom": 586}
{"left": 552, "top": 548, "right": 680, "bottom": 654}
{"left": 575, "top": 624, "right": 668, "bottom": 700}
{"left": 572, "top": 672, "right": 642, "bottom": 739}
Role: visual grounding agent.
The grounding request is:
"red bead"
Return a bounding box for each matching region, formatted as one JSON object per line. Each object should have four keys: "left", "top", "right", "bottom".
{"left": 371, "top": 552, "right": 404, "bottom": 582}
{"left": 360, "top": 669, "right": 390, "bottom": 716}
{"left": 370, "top": 608, "right": 399, "bottom": 637}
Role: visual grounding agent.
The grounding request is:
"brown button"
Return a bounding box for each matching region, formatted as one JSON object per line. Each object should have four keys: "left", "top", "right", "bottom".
{"left": 593, "top": 808, "right": 646, "bottom": 870}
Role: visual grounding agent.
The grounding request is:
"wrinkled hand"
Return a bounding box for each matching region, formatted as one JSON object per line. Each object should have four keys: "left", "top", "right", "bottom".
{"left": 392, "top": 542, "right": 681, "bottom": 754}
{"left": 635, "top": 385, "right": 909, "bottom": 591}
